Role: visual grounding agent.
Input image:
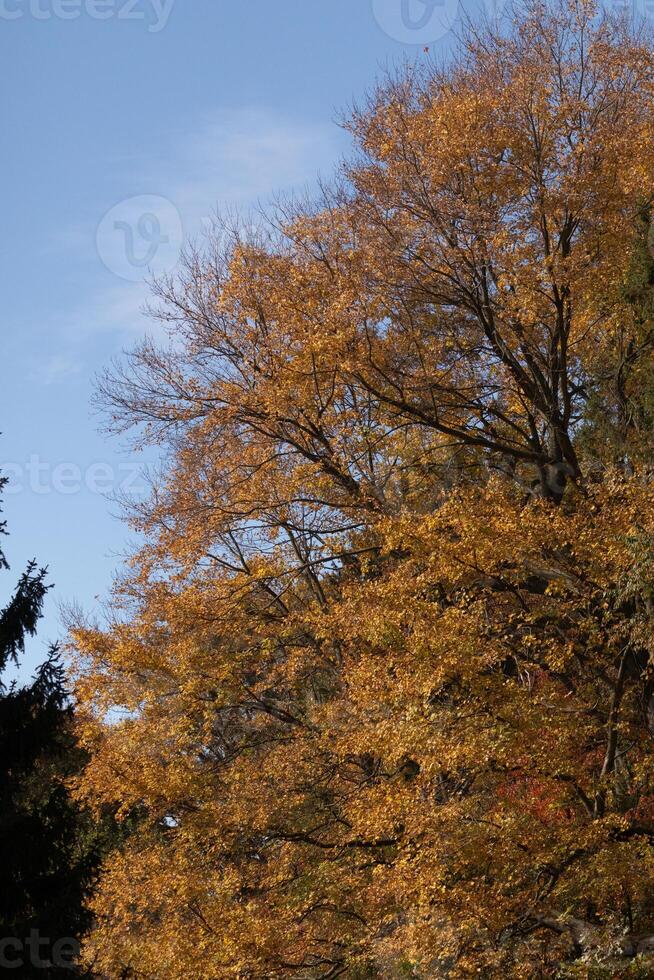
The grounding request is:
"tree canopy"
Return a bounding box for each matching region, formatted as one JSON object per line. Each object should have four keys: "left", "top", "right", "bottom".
{"left": 71, "top": 3, "right": 654, "bottom": 975}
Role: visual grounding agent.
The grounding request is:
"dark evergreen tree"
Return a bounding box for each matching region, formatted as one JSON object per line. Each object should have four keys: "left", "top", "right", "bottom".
{"left": 578, "top": 206, "right": 654, "bottom": 471}
{"left": 0, "top": 472, "right": 111, "bottom": 977}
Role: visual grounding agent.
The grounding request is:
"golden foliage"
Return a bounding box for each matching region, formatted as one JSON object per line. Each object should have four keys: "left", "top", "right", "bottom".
{"left": 72, "top": 3, "right": 654, "bottom": 976}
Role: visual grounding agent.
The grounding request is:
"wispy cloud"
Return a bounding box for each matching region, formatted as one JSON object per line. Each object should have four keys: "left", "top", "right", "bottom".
{"left": 56, "top": 108, "right": 343, "bottom": 339}
{"left": 58, "top": 282, "right": 154, "bottom": 339}
{"left": 45, "top": 108, "right": 344, "bottom": 376}
{"left": 171, "top": 108, "right": 343, "bottom": 223}
{"left": 34, "top": 354, "right": 82, "bottom": 386}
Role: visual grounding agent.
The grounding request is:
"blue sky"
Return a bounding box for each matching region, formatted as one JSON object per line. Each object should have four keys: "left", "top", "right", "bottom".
{"left": 0, "top": 0, "right": 628, "bottom": 678}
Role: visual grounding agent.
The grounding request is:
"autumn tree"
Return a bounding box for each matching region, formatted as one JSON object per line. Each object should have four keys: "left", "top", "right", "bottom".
{"left": 73, "top": 2, "right": 654, "bottom": 976}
